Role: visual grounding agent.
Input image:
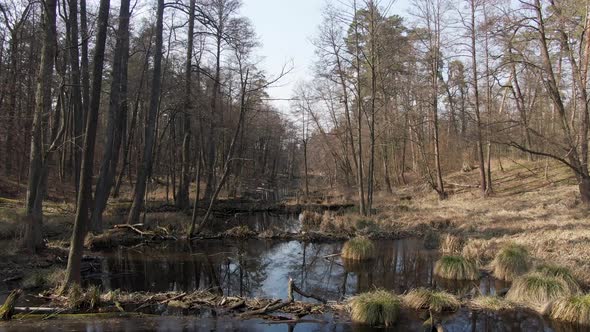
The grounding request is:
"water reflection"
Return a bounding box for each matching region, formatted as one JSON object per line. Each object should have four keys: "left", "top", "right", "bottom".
{"left": 85, "top": 238, "right": 507, "bottom": 301}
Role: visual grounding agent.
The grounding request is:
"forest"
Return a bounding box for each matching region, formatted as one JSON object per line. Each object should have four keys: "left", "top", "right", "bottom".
{"left": 1, "top": 0, "right": 590, "bottom": 330}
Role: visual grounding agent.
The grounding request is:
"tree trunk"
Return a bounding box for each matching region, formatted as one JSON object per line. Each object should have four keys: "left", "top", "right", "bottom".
{"left": 91, "top": 0, "right": 131, "bottom": 232}
{"left": 127, "top": 0, "right": 164, "bottom": 224}
{"left": 176, "top": 0, "right": 195, "bottom": 209}
{"left": 63, "top": 0, "right": 110, "bottom": 287}
{"left": 22, "top": 0, "right": 57, "bottom": 252}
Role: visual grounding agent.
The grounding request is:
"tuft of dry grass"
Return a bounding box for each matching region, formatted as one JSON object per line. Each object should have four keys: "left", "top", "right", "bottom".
{"left": 470, "top": 296, "right": 514, "bottom": 311}
{"left": 491, "top": 243, "right": 531, "bottom": 281}
{"left": 441, "top": 234, "right": 464, "bottom": 255}
{"left": 434, "top": 255, "right": 479, "bottom": 280}
{"left": 535, "top": 264, "right": 580, "bottom": 293}
{"left": 349, "top": 290, "right": 401, "bottom": 326}
{"left": 341, "top": 237, "right": 376, "bottom": 260}
{"left": 403, "top": 288, "right": 460, "bottom": 313}
{"left": 506, "top": 272, "right": 575, "bottom": 311}
{"left": 550, "top": 294, "right": 590, "bottom": 326}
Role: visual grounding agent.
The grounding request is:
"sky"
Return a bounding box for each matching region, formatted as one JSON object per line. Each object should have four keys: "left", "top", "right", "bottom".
{"left": 240, "top": 0, "right": 412, "bottom": 114}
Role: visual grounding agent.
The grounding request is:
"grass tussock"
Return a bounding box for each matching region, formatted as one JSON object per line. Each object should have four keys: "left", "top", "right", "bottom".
{"left": 349, "top": 290, "right": 400, "bottom": 326}
{"left": 535, "top": 264, "right": 580, "bottom": 293}
{"left": 441, "top": 234, "right": 464, "bottom": 255}
{"left": 470, "top": 296, "right": 514, "bottom": 311}
{"left": 550, "top": 294, "right": 590, "bottom": 326}
{"left": 506, "top": 272, "right": 574, "bottom": 309}
{"left": 403, "top": 288, "right": 460, "bottom": 313}
{"left": 341, "top": 237, "right": 376, "bottom": 260}
{"left": 492, "top": 243, "right": 531, "bottom": 281}
{"left": 434, "top": 255, "right": 479, "bottom": 280}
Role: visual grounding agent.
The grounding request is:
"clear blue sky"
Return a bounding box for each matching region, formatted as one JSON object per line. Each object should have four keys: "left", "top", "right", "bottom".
{"left": 240, "top": 0, "right": 412, "bottom": 113}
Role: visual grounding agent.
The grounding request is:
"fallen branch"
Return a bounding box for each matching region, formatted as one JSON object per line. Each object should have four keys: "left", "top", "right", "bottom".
{"left": 289, "top": 278, "right": 327, "bottom": 304}
{"left": 113, "top": 224, "right": 152, "bottom": 236}
{"left": 240, "top": 300, "right": 291, "bottom": 317}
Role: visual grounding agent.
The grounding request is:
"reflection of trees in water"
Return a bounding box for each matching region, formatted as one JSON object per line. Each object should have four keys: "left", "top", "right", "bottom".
{"left": 344, "top": 239, "right": 438, "bottom": 296}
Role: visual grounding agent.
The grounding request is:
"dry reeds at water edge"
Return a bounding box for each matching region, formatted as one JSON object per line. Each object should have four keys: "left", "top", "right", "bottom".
{"left": 341, "top": 237, "right": 375, "bottom": 260}
{"left": 349, "top": 290, "right": 401, "bottom": 326}
{"left": 491, "top": 243, "right": 531, "bottom": 281}
{"left": 434, "top": 255, "right": 479, "bottom": 280}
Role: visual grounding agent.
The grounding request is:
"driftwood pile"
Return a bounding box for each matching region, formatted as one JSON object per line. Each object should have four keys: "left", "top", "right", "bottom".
{"left": 0, "top": 279, "right": 340, "bottom": 322}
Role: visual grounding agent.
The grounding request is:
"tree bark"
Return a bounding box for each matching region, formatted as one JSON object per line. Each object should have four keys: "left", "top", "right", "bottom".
{"left": 91, "top": 0, "right": 131, "bottom": 232}
{"left": 127, "top": 0, "right": 164, "bottom": 224}
{"left": 63, "top": 0, "right": 110, "bottom": 287}
{"left": 22, "top": 0, "right": 57, "bottom": 252}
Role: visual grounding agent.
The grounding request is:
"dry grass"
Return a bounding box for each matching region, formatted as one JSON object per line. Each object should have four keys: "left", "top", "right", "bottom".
{"left": 550, "top": 294, "right": 590, "bottom": 326}
{"left": 491, "top": 243, "right": 531, "bottom": 281}
{"left": 349, "top": 290, "right": 401, "bottom": 326}
{"left": 441, "top": 234, "right": 464, "bottom": 254}
{"left": 300, "top": 210, "right": 324, "bottom": 229}
{"left": 21, "top": 268, "right": 66, "bottom": 290}
{"left": 506, "top": 272, "right": 575, "bottom": 311}
{"left": 470, "top": 296, "right": 514, "bottom": 311}
{"left": 434, "top": 255, "right": 479, "bottom": 280}
{"left": 341, "top": 237, "right": 376, "bottom": 260}
{"left": 535, "top": 264, "right": 580, "bottom": 293}
{"left": 402, "top": 288, "right": 460, "bottom": 313}
{"left": 367, "top": 159, "right": 590, "bottom": 285}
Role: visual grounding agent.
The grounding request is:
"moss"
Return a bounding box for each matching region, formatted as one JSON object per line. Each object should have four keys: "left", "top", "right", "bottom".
{"left": 550, "top": 294, "right": 590, "bottom": 326}
{"left": 535, "top": 264, "right": 580, "bottom": 293}
{"left": 470, "top": 296, "right": 514, "bottom": 311}
{"left": 349, "top": 290, "right": 400, "bottom": 326}
{"left": 403, "top": 288, "right": 460, "bottom": 313}
{"left": 434, "top": 255, "right": 479, "bottom": 280}
{"left": 341, "top": 237, "right": 376, "bottom": 260}
{"left": 492, "top": 243, "right": 531, "bottom": 281}
{"left": 506, "top": 272, "right": 574, "bottom": 310}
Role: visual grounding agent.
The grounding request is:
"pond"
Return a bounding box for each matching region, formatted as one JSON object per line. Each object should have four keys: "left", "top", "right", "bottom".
{"left": 0, "top": 212, "right": 582, "bottom": 331}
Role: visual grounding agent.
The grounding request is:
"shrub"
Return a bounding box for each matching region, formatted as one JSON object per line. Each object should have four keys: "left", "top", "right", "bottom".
{"left": 550, "top": 294, "right": 590, "bottom": 326}
{"left": 434, "top": 255, "right": 479, "bottom": 280}
{"left": 403, "top": 288, "right": 460, "bottom": 313}
{"left": 341, "top": 237, "right": 375, "bottom": 260}
{"left": 506, "top": 272, "right": 574, "bottom": 310}
{"left": 491, "top": 243, "right": 531, "bottom": 281}
{"left": 349, "top": 290, "right": 400, "bottom": 326}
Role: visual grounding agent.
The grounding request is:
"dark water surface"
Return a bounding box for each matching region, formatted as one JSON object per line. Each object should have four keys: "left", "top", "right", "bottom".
{"left": 83, "top": 238, "right": 508, "bottom": 300}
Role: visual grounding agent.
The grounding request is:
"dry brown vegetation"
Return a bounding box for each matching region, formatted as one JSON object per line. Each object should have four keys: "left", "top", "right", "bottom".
{"left": 362, "top": 160, "right": 590, "bottom": 285}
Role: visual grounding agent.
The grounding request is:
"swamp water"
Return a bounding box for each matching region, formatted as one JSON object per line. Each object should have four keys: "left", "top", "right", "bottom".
{"left": 0, "top": 213, "right": 585, "bottom": 331}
